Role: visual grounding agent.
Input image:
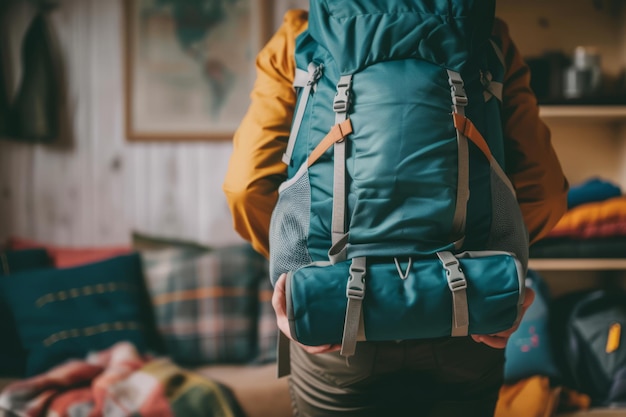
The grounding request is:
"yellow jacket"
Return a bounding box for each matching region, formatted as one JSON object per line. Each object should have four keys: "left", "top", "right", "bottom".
{"left": 223, "top": 10, "right": 569, "bottom": 258}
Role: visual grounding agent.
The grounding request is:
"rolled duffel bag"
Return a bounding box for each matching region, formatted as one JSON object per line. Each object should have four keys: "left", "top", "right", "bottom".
{"left": 285, "top": 251, "right": 526, "bottom": 347}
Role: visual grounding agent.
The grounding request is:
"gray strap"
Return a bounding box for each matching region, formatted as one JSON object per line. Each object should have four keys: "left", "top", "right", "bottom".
{"left": 293, "top": 68, "right": 309, "bottom": 88}
{"left": 437, "top": 251, "right": 469, "bottom": 337}
{"left": 481, "top": 71, "right": 503, "bottom": 103}
{"left": 328, "top": 233, "right": 349, "bottom": 265}
{"left": 447, "top": 70, "right": 469, "bottom": 249}
{"left": 282, "top": 63, "right": 323, "bottom": 165}
{"left": 489, "top": 39, "right": 506, "bottom": 69}
{"left": 484, "top": 81, "right": 503, "bottom": 103}
{"left": 330, "top": 75, "right": 353, "bottom": 259}
{"left": 277, "top": 331, "right": 291, "bottom": 378}
{"left": 341, "top": 257, "right": 366, "bottom": 357}
{"left": 486, "top": 39, "right": 505, "bottom": 102}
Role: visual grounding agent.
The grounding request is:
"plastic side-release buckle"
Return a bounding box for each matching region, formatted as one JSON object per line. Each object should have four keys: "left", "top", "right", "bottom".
{"left": 333, "top": 75, "right": 353, "bottom": 114}
{"left": 439, "top": 254, "right": 467, "bottom": 292}
{"left": 346, "top": 259, "right": 366, "bottom": 300}
{"left": 448, "top": 71, "right": 468, "bottom": 107}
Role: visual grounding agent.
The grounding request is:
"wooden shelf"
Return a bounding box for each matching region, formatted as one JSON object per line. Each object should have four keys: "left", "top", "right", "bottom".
{"left": 539, "top": 105, "right": 626, "bottom": 120}
{"left": 558, "top": 409, "right": 626, "bottom": 417}
{"left": 529, "top": 258, "right": 626, "bottom": 271}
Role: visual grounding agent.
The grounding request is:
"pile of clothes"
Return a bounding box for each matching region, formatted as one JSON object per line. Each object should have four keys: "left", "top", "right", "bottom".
{"left": 530, "top": 178, "right": 626, "bottom": 259}
{"left": 0, "top": 342, "right": 244, "bottom": 417}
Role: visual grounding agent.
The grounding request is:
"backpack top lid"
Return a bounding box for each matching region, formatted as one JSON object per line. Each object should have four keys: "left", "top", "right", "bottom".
{"left": 307, "top": 0, "right": 496, "bottom": 74}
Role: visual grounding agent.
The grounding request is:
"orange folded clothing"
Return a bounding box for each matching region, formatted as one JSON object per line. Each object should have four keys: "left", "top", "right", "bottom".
{"left": 547, "top": 197, "right": 626, "bottom": 239}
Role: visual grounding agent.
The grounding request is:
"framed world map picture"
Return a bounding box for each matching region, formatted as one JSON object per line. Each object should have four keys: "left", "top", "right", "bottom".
{"left": 123, "top": 0, "right": 272, "bottom": 141}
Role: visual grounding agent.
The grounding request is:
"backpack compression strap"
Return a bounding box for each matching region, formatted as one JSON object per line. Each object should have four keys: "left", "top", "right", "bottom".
{"left": 329, "top": 74, "right": 354, "bottom": 263}
{"left": 341, "top": 256, "right": 366, "bottom": 358}
{"left": 307, "top": 119, "right": 353, "bottom": 167}
{"left": 282, "top": 63, "right": 324, "bottom": 165}
{"left": 452, "top": 112, "right": 516, "bottom": 196}
{"left": 447, "top": 70, "right": 470, "bottom": 249}
{"left": 318, "top": 73, "right": 367, "bottom": 359}
{"left": 483, "top": 40, "right": 505, "bottom": 102}
{"left": 437, "top": 251, "right": 469, "bottom": 337}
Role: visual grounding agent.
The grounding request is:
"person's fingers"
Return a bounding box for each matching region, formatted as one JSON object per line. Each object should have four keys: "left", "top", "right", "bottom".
{"left": 272, "top": 274, "right": 294, "bottom": 342}
{"left": 300, "top": 344, "right": 341, "bottom": 354}
{"left": 271, "top": 273, "right": 288, "bottom": 317}
{"left": 272, "top": 273, "right": 341, "bottom": 354}
{"left": 522, "top": 287, "right": 536, "bottom": 311}
{"left": 474, "top": 334, "right": 508, "bottom": 349}
{"left": 472, "top": 286, "right": 537, "bottom": 349}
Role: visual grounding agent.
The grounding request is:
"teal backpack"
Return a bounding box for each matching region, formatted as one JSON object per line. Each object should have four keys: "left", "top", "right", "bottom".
{"left": 269, "top": 0, "right": 529, "bottom": 357}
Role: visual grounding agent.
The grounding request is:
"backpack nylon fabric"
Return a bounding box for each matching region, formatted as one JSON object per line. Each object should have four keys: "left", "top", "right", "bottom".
{"left": 268, "top": 1, "right": 529, "bottom": 355}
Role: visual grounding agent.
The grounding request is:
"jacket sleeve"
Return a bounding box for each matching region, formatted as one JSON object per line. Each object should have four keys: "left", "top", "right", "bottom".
{"left": 223, "top": 10, "right": 308, "bottom": 258}
{"left": 495, "top": 19, "right": 569, "bottom": 244}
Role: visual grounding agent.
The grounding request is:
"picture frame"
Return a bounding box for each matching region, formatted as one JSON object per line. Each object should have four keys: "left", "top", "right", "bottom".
{"left": 123, "top": 0, "right": 272, "bottom": 141}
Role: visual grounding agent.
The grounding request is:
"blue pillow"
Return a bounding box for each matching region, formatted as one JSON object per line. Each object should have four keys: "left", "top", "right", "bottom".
{"left": 0, "top": 253, "right": 163, "bottom": 377}
{"left": 504, "top": 269, "right": 561, "bottom": 383}
{"left": 0, "top": 249, "right": 52, "bottom": 277}
{"left": 0, "top": 249, "right": 53, "bottom": 377}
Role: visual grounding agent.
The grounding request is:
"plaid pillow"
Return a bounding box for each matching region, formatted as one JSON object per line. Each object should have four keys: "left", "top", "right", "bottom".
{"left": 253, "top": 277, "right": 278, "bottom": 364}
{"left": 138, "top": 238, "right": 268, "bottom": 366}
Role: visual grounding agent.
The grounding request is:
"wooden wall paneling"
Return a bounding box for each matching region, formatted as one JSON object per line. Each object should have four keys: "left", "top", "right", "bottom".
{"left": 189, "top": 142, "right": 208, "bottom": 244}
{"left": 202, "top": 142, "right": 244, "bottom": 247}
{"left": 173, "top": 144, "right": 198, "bottom": 241}
{"left": 148, "top": 142, "right": 182, "bottom": 238}
{"left": 0, "top": 143, "right": 10, "bottom": 241}
{"left": 33, "top": 0, "right": 95, "bottom": 246}
{"left": 0, "top": 142, "right": 35, "bottom": 242}
{"left": 90, "top": 0, "right": 128, "bottom": 245}
{"left": 126, "top": 143, "right": 149, "bottom": 241}
{"left": 0, "top": 2, "right": 34, "bottom": 242}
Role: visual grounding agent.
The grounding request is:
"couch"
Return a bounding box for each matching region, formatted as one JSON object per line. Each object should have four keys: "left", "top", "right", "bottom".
{"left": 0, "top": 235, "right": 292, "bottom": 417}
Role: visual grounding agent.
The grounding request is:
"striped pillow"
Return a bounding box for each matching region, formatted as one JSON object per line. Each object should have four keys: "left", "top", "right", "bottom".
{"left": 0, "top": 253, "right": 161, "bottom": 377}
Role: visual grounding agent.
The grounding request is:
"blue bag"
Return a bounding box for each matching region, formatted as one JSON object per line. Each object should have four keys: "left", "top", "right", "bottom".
{"left": 269, "top": 0, "right": 529, "bottom": 357}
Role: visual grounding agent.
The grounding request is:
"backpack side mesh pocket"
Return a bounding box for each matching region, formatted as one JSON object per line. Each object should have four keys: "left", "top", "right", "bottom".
{"left": 486, "top": 162, "right": 529, "bottom": 269}
{"left": 269, "top": 164, "right": 313, "bottom": 285}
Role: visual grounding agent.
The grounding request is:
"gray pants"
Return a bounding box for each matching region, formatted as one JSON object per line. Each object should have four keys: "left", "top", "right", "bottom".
{"left": 288, "top": 337, "right": 504, "bottom": 417}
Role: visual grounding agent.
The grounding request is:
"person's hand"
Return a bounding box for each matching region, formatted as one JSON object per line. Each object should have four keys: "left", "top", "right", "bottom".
{"left": 471, "top": 286, "right": 536, "bottom": 349}
{"left": 272, "top": 273, "right": 341, "bottom": 354}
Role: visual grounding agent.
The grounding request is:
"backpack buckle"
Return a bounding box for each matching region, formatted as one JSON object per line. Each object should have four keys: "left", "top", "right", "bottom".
{"left": 437, "top": 252, "right": 468, "bottom": 292}
{"left": 333, "top": 75, "right": 353, "bottom": 114}
{"left": 346, "top": 258, "right": 366, "bottom": 300}
{"left": 448, "top": 71, "right": 468, "bottom": 108}
{"left": 444, "top": 260, "right": 467, "bottom": 292}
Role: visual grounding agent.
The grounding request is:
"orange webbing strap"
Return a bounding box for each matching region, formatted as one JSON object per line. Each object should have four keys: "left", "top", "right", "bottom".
{"left": 307, "top": 119, "right": 353, "bottom": 167}
{"left": 452, "top": 113, "right": 492, "bottom": 161}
